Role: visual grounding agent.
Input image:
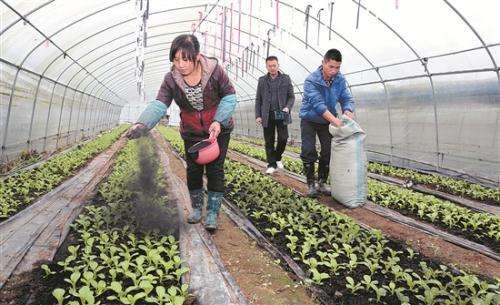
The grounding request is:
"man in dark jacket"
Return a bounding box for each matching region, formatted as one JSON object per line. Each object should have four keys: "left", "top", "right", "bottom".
{"left": 299, "top": 49, "right": 355, "bottom": 197}
{"left": 255, "top": 56, "right": 295, "bottom": 174}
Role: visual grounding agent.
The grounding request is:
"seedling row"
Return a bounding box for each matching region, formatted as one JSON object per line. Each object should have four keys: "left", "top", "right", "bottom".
{"left": 0, "top": 125, "right": 129, "bottom": 221}
{"left": 35, "top": 137, "right": 188, "bottom": 305}
{"left": 234, "top": 136, "right": 499, "bottom": 204}
{"left": 227, "top": 140, "right": 500, "bottom": 250}
{"left": 162, "top": 128, "right": 499, "bottom": 305}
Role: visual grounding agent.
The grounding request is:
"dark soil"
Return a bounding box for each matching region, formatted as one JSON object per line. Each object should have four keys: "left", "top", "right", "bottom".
{"left": 227, "top": 150, "right": 500, "bottom": 279}
{"left": 159, "top": 135, "right": 319, "bottom": 305}
{"left": 0, "top": 137, "right": 181, "bottom": 305}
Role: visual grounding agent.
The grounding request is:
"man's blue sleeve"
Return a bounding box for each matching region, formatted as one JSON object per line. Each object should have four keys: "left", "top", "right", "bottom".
{"left": 339, "top": 80, "right": 355, "bottom": 113}
{"left": 304, "top": 79, "right": 328, "bottom": 116}
{"left": 214, "top": 94, "right": 238, "bottom": 127}
{"left": 136, "top": 99, "right": 168, "bottom": 129}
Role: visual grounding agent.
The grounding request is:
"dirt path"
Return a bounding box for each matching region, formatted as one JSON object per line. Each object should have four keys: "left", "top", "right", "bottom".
{"left": 226, "top": 150, "right": 500, "bottom": 279}
{"left": 158, "top": 137, "right": 318, "bottom": 305}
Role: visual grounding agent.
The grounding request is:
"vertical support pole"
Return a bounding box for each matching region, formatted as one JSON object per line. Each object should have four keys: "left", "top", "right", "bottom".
{"left": 66, "top": 90, "right": 78, "bottom": 146}
{"left": 55, "top": 85, "right": 69, "bottom": 149}
{"left": 27, "top": 75, "right": 43, "bottom": 151}
{"left": 42, "top": 82, "right": 58, "bottom": 152}
{"left": 81, "top": 95, "right": 90, "bottom": 140}
{"left": 74, "top": 93, "right": 85, "bottom": 144}
{"left": 356, "top": 0, "right": 361, "bottom": 29}
{"left": 1, "top": 68, "right": 21, "bottom": 159}
{"left": 328, "top": 2, "right": 334, "bottom": 40}
{"left": 382, "top": 80, "right": 394, "bottom": 163}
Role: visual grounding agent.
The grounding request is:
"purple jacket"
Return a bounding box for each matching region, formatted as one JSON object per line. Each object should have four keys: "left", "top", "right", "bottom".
{"left": 156, "top": 54, "right": 236, "bottom": 141}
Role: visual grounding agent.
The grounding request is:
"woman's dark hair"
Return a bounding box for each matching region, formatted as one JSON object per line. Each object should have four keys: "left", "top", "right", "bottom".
{"left": 169, "top": 34, "right": 200, "bottom": 62}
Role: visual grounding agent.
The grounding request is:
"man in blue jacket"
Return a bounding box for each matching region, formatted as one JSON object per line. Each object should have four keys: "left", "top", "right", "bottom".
{"left": 299, "top": 49, "right": 354, "bottom": 197}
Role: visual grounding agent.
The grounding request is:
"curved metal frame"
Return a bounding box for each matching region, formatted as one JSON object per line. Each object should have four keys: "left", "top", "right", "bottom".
{"left": 443, "top": 0, "right": 499, "bottom": 82}
{"left": 1, "top": 0, "right": 497, "bottom": 173}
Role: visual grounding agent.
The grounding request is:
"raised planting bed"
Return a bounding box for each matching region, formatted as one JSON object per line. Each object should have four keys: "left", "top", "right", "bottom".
{"left": 0, "top": 149, "right": 41, "bottom": 175}
{"left": 0, "top": 134, "right": 127, "bottom": 289}
{"left": 161, "top": 127, "right": 500, "bottom": 304}
{"left": 368, "top": 162, "right": 500, "bottom": 206}
{"left": 0, "top": 124, "right": 129, "bottom": 221}
{"left": 227, "top": 139, "right": 500, "bottom": 252}
{"left": 1, "top": 137, "right": 190, "bottom": 305}
{"left": 223, "top": 160, "right": 500, "bottom": 305}
{"left": 234, "top": 135, "right": 500, "bottom": 205}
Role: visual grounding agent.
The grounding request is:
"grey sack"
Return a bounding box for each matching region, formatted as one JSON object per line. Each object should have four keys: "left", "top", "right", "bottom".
{"left": 328, "top": 116, "right": 367, "bottom": 208}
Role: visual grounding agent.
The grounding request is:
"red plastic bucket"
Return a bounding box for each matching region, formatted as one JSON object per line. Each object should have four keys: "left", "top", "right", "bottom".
{"left": 187, "top": 138, "right": 220, "bottom": 165}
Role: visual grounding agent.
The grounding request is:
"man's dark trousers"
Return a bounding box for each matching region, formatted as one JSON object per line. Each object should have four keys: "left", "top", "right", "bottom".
{"left": 263, "top": 111, "right": 288, "bottom": 168}
{"left": 300, "top": 119, "right": 332, "bottom": 181}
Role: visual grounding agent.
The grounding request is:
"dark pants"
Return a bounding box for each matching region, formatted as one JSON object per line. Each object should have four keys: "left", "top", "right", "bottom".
{"left": 263, "top": 111, "right": 289, "bottom": 168}
{"left": 184, "top": 132, "right": 230, "bottom": 192}
{"left": 300, "top": 119, "right": 331, "bottom": 180}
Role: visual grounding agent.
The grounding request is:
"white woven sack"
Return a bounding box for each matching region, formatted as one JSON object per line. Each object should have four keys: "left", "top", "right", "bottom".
{"left": 328, "top": 116, "right": 367, "bottom": 208}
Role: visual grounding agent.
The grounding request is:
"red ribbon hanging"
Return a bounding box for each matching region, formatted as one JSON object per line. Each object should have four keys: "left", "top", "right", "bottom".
{"left": 238, "top": 0, "right": 242, "bottom": 52}
{"left": 276, "top": 0, "right": 280, "bottom": 29}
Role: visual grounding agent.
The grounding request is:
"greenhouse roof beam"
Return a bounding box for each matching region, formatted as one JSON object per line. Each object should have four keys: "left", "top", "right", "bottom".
{"left": 65, "top": 21, "right": 304, "bottom": 100}
{"left": 344, "top": 42, "right": 500, "bottom": 77}
{"left": 0, "top": 0, "right": 55, "bottom": 36}
{"left": 104, "top": 42, "right": 263, "bottom": 101}
{"left": 443, "top": 0, "right": 499, "bottom": 82}
{"left": 0, "top": 57, "right": 116, "bottom": 106}
{"left": 0, "top": 0, "right": 128, "bottom": 105}
{"left": 191, "top": 1, "right": 218, "bottom": 33}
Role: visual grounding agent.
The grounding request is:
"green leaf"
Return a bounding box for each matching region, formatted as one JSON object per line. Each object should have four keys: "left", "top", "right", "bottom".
{"left": 52, "top": 288, "right": 65, "bottom": 305}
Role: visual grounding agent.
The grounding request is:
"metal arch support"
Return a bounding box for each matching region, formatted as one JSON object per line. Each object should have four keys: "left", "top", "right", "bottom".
{"left": 26, "top": 75, "right": 43, "bottom": 151}
{"left": 1, "top": 0, "right": 128, "bottom": 104}
{"left": 209, "top": 2, "right": 385, "bottom": 104}
{"left": 69, "top": 30, "right": 188, "bottom": 95}
{"left": 25, "top": 9, "right": 305, "bottom": 103}
{"left": 98, "top": 38, "right": 286, "bottom": 101}
{"left": 443, "top": 0, "right": 500, "bottom": 82}
{"left": 350, "top": 0, "right": 439, "bottom": 169}
{"left": 3, "top": 5, "right": 209, "bottom": 155}
{"left": 53, "top": 21, "right": 197, "bottom": 95}
{"left": 1, "top": 1, "right": 392, "bottom": 152}
{"left": 32, "top": 5, "right": 211, "bottom": 100}
{"left": 0, "top": 0, "right": 55, "bottom": 36}
{"left": 79, "top": 42, "right": 249, "bottom": 100}
{"left": 53, "top": 15, "right": 309, "bottom": 100}
{"left": 0, "top": 57, "right": 120, "bottom": 153}
{"left": 93, "top": 27, "right": 307, "bottom": 100}
{"left": 0, "top": 1, "right": 126, "bottom": 156}
{"left": 96, "top": 41, "right": 265, "bottom": 94}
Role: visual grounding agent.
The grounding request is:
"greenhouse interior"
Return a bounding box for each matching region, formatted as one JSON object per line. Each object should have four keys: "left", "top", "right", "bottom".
{"left": 0, "top": 0, "right": 499, "bottom": 304}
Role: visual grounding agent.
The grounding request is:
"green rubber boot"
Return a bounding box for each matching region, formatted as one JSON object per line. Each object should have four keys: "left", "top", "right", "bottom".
{"left": 187, "top": 189, "right": 204, "bottom": 224}
{"left": 205, "top": 191, "right": 223, "bottom": 231}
